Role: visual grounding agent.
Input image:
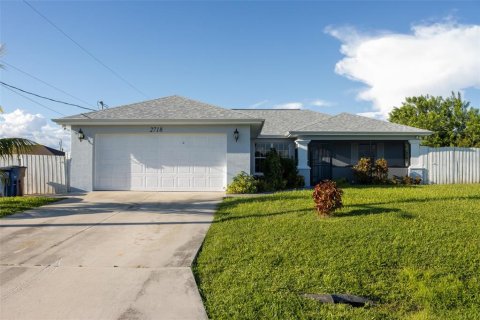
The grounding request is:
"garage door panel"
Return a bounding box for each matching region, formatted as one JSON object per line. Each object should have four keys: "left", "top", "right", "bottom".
{"left": 162, "top": 165, "right": 176, "bottom": 174}
{"left": 131, "top": 176, "right": 144, "bottom": 188}
{"left": 177, "top": 177, "right": 192, "bottom": 189}
{"left": 145, "top": 176, "right": 158, "bottom": 188}
{"left": 194, "top": 177, "right": 207, "bottom": 188}
{"left": 178, "top": 165, "right": 192, "bottom": 174}
{"left": 111, "top": 176, "right": 128, "bottom": 190}
{"left": 194, "top": 166, "right": 207, "bottom": 174}
{"left": 209, "top": 177, "right": 224, "bottom": 189}
{"left": 131, "top": 162, "right": 144, "bottom": 174}
{"left": 161, "top": 177, "right": 175, "bottom": 188}
{"left": 143, "top": 167, "right": 162, "bottom": 175}
{"left": 95, "top": 133, "right": 226, "bottom": 191}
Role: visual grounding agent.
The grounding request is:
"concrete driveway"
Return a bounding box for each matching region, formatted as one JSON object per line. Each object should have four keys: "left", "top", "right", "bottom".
{"left": 0, "top": 192, "right": 223, "bottom": 320}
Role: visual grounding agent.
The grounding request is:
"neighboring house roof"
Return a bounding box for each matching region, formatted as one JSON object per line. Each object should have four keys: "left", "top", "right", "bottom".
{"left": 233, "top": 109, "right": 331, "bottom": 137}
{"left": 55, "top": 95, "right": 260, "bottom": 123}
{"left": 290, "top": 113, "right": 431, "bottom": 135}
{"left": 22, "top": 145, "right": 65, "bottom": 156}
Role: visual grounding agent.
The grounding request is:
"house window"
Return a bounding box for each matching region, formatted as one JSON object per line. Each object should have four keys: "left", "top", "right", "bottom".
{"left": 255, "top": 142, "right": 291, "bottom": 173}
{"left": 358, "top": 143, "right": 377, "bottom": 161}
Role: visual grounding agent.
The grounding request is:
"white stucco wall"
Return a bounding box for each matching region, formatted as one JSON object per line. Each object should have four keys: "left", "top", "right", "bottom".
{"left": 69, "top": 125, "right": 250, "bottom": 192}
{"left": 70, "top": 127, "right": 95, "bottom": 192}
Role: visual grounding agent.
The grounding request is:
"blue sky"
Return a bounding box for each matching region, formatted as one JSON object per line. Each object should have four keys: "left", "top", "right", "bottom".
{"left": 1, "top": 1, "right": 479, "bottom": 149}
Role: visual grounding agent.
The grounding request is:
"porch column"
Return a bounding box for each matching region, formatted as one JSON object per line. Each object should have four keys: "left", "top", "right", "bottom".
{"left": 295, "top": 139, "right": 311, "bottom": 187}
{"left": 408, "top": 139, "right": 425, "bottom": 182}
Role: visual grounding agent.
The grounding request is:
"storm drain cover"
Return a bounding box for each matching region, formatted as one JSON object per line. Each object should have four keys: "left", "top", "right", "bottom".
{"left": 303, "top": 293, "right": 376, "bottom": 307}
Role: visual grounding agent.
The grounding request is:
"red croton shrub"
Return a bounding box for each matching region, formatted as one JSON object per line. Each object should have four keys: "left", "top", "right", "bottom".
{"left": 312, "top": 180, "right": 343, "bottom": 217}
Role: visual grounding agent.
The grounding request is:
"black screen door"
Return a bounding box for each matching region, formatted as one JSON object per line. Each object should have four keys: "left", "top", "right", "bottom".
{"left": 310, "top": 143, "right": 332, "bottom": 184}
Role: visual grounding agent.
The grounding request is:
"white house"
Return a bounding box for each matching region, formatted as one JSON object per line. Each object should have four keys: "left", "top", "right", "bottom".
{"left": 53, "top": 95, "right": 430, "bottom": 192}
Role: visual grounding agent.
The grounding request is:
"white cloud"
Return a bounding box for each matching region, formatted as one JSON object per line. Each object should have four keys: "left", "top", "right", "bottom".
{"left": 356, "top": 111, "right": 384, "bottom": 119}
{"left": 0, "top": 109, "right": 70, "bottom": 152}
{"left": 310, "top": 99, "right": 333, "bottom": 107}
{"left": 246, "top": 99, "right": 333, "bottom": 110}
{"left": 273, "top": 102, "right": 303, "bottom": 109}
{"left": 247, "top": 100, "right": 269, "bottom": 109}
{"left": 326, "top": 20, "right": 480, "bottom": 118}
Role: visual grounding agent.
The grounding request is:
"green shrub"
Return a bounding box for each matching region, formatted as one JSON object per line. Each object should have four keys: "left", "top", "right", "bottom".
{"left": 258, "top": 148, "right": 306, "bottom": 192}
{"left": 392, "top": 175, "right": 422, "bottom": 185}
{"left": 354, "top": 157, "right": 389, "bottom": 184}
{"left": 403, "top": 175, "right": 414, "bottom": 185}
{"left": 353, "top": 157, "right": 372, "bottom": 184}
{"left": 391, "top": 175, "right": 401, "bottom": 185}
{"left": 254, "top": 176, "right": 269, "bottom": 193}
{"left": 280, "top": 157, "right": 296, "bottom": 188}
{"left": 280, "top": 157, "right": 305, "bottom": 189}
{"left": 226, "top": 172, "right": 257, "bottom": 194}
{"left": 264, "top": 149, "right": 286, "bottom": 191}
{"left": 373, "top": 158, "right": 389, "bottom": 184}
{"left": 312, "top": 180, "right": 343, "bottom": 217}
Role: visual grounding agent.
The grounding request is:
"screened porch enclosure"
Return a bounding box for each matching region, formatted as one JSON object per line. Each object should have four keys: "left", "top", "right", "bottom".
{"left": 309, "top": 140, "right": 410, "bottom": 185}
{"left": 309, "top": 142, "right": 333, "bottom": 182}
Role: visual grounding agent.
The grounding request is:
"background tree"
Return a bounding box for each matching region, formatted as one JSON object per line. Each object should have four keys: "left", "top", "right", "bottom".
{"left": 389, "top": 92, "right": 480, "bottom": 147}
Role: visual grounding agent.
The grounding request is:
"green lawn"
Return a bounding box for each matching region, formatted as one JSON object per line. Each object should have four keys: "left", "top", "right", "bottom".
{"left": 0, "top": 196, "right": 60, "bottom": 218}
{"left": 194, "top": 184, "right": 480, "bottom": 320}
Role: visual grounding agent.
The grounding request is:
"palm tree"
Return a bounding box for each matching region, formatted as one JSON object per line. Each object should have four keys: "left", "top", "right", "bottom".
{"left": 0, "top": 106, "right": 37, "bottom": 159}
{"left": 0, "top": 138, "right": 37, "bottom": 160}
{"left": 0, "top": 106, "right": 36, "bottom": 195}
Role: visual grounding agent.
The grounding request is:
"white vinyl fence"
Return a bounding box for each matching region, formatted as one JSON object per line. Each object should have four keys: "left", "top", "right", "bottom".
{"left": 0, "top": 155, "right": 69, "bottom": 195}
{"left": 418, "top": 147, "right": 480, "bottom": 184}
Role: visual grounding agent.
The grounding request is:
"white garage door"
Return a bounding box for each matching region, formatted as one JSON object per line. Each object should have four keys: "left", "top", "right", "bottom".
{"left": 94, "top": 133, "right": 227, "bottom": 191}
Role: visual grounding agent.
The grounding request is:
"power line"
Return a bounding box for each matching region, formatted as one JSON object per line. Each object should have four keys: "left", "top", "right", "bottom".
{"left": 2, "top": 85, "right": 65, "bottom": 116}
{"left": 23, "top": 0, "right": 149, "bottom": 99}
{"left": 0, "top": 81, "right": 96, "bottom": 111}
{"left": 0, "top": 60, "right": 96, "bottom": 108}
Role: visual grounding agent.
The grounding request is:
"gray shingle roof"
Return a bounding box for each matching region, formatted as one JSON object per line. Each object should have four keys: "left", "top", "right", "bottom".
{"left": 59, "top": 95, "right": 257, "bottom": 120}
{"left": 55, "top": 95, "right": 430, "bottom": 136}
{"left": 234, "top": 109, "right": 332, "bottom": 136}
{"left": 292, "top": 112, "right": 431, "bottom": 134}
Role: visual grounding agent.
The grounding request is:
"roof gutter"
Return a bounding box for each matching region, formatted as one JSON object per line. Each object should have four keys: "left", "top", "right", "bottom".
{"left": 52, "top": 118, "right": 265, "bottom": 126}
{"left": 287, "top": 131, "right": 432, "bottom": 138}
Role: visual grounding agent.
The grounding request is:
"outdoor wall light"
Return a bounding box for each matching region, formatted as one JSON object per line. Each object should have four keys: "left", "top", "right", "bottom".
{"left": 78, "top": 129, "right": 85, "bottom": 141}
{"left": 234, "top": 128, "right": 239, "bottom": 142}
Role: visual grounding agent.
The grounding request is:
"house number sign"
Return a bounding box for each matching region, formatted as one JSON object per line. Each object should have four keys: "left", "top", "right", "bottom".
{"left": 150, "top": 127, "right": 163, "bottom": 133}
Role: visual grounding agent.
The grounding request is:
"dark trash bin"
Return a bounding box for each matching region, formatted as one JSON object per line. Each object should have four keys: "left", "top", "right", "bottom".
{"left": 0, "top": 167, "right": 13, "bottom": 196}
{"left": 0, "top": 166, "right": 27, "bottom": 197}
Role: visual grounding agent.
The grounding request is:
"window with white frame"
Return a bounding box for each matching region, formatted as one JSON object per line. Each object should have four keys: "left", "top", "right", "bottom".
{"left": 255, "top": 142, "right": 292, "bottom": 173}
